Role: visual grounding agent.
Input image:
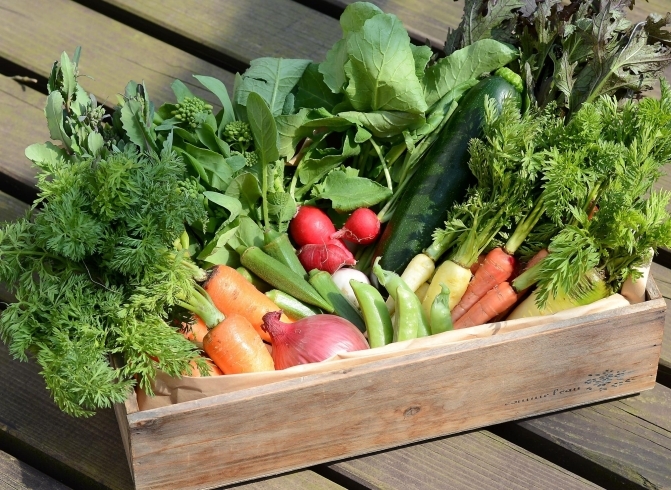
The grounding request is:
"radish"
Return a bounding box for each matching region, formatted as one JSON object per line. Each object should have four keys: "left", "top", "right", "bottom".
{"left": 332, "top": 208, "right": 381, "bottom": 245}
{"left": 289, "top": 206, "right": 336, "bottom": 247}
{"left": 297, "top": 240, "right": 356, "bottom": 274}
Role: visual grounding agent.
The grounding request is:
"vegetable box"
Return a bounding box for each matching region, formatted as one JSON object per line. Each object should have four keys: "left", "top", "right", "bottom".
{"left": 113, "top": 276, "right": 666, "bottom": 490}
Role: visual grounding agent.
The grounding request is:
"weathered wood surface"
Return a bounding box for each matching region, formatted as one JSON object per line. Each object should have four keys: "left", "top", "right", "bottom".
{"left": 326, "top": 430, "right": 602, "bottom": 489}
{"left": 0, "top": 0, "right": 235, "bottom": 108}
{"left": 500, "top": 383, "right": 671, "bottom": 489}
{"left": 0, "top": 449, "right": 70, "bottom": 490}
{"left": 650, "top": 263, "right": 671, "bottom": 377}
{"left": 0, "top": 76, "right": 45, "bottom": 201}
{"left": 121, "top": 299, "right": 662, "bottom": 489}
{"left": 99, "top": 0, "right": 342, "bottom": 64}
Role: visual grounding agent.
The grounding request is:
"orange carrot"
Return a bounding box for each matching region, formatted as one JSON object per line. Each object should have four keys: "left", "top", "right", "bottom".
{"left": 203, "top": 265, "right": 292, "bottom": 343}
{"left": 453, "top": 282, "right": 518, "bottom": 329}
{"left": 184, "top": 358, "right": 223, "bottom": 377}
{"left": 469, "top": 254, "right": 487, "bottom": 274}
{"left": 452, "top": 248, "right": 516, "bottom": 322}
{"left": 180, "top": 315, "right": 209, "bottom": 343}
{"left": 203, "top": 314, "right": 275, "bottom": 374}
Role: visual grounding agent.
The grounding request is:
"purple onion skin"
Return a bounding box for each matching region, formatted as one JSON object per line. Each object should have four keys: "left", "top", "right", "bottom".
{"left": 262, "top": 311, "right": 369, "bottom": 369}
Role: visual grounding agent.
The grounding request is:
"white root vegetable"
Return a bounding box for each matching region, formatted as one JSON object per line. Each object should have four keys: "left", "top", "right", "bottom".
{"left": 331, "top": 268, "right": 370, "bottom": 310}
{"left": 386, "top": 253, "right": 435, "bottom": 314}
{"left": 415, "top": 282, "right": 430, "bottom": 303}
{"left": 421, "top": 260, "right": 472, "bottom": 318}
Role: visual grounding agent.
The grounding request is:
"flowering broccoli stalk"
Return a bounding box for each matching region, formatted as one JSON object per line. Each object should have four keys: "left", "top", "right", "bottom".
{"left": 172, "top": 97, "right": 213, "bottom": 128}
{"left": 223, "top": 120, "right": 253, "bottom": 153}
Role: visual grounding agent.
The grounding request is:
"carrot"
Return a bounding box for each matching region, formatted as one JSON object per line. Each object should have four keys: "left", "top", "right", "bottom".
{"left": 180, "top": 315, "right": 209, "bottom": 343}
{"left": 203, "top": 265, "right": 292, "bottom": 343}
{"left": 184, "top": 358, "right": 223, "bottom": 377}
{"left": 469, "top": 254, "right": 487, "bottom": 274}
{"left": 203, "top": 314, "right": 275, "bottom": 374}
{"left": 453, "top": 282, "right": 518, "bottom": 329}
{"left": 451, "top": 248, "right": 516, "bottom": 322}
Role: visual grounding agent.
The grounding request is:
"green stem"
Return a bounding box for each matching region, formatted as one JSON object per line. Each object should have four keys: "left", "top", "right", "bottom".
{"left": 504, "top": 194, "right": 547, "bottom": 255}
{"left": 424, "top": 229, "right": 461, "bottom": 262}
{"left": 262, "top": 159, "right": 269, "bottom": 230}
{"left": 370, "top": 138, "right": 393, "bottom": 192}
{"left": 451, "top": 206, "right": 506, "bottom": 268}
{"left": 177, "top": 284, "right": 225, "bottom": 328}
{"left": 511, "top": 260, "right": 543, "bottom": 292}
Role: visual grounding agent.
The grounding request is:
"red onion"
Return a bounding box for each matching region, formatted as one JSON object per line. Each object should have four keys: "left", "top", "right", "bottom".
{"left": 262, "top": 311, "right": 369, "bottom": 369}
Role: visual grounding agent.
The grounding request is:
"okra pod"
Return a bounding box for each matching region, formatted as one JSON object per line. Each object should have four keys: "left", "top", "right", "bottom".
{"left": 308, "top": 270, "right": 366, "bottom": 332}
{"left": 349, "top": 280, "right": 393, "bottom": 347}
{"left": 241, "top": 247, "right": 333, "bottom": 312}
{"left": 236, "top": 267, "right": 272, "bottom": 292}
{"left": 263, "top": 229, "right": 308, "bottom": 278}
{"left": 265, "top": 289, "right": 321, "bottom": 320}
{"left": 430, "top": 284, "right": 453, "bottom": 334}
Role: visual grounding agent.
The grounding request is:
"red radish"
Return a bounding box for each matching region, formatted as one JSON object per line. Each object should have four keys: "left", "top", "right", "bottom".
{"left": 332, "top": 208, "right": 381, "bottom": 245}
{"left": 297, "top": 240, "right": 356, "bottom": 274}
{"left": 289, "top": 206, "right": 336, "bottom": 247}
{"left": 262, "top": 311, "right": 369, "bottom": 369}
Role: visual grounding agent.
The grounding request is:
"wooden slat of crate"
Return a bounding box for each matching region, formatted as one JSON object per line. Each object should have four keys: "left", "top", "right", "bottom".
{"left": 0, "top": 341, "right": 344, "bottom": 490}
{"left": 0, "top": 0, "right": 234, "bottom": 108}
{"left": 0, "top": 449, "right": 71, "bottom": 490}
{"left": 99, "top": 0, "right": 342, "bottom": 64}
{"left": 499, "top": 383, "right": 671, "bottom": 489}
{"left": 326, "top": 430, "right": 601, "bottom": 489}
{"left": 650, "top": 263, "right": 671, "bottom": 378}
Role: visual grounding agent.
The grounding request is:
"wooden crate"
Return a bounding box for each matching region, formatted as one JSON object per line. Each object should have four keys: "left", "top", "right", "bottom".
{"left": 114, "top": 277, "right": 666, "bottom": 490}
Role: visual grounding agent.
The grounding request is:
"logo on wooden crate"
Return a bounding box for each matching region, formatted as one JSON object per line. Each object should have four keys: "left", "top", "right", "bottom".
{"left": 505, "top": 369, "right": 634, "bottom": 406}
{"left": 584, "top": 369, "right": 633, "bottom": 392}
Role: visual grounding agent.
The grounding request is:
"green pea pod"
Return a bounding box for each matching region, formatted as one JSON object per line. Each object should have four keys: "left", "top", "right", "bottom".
{"left": 430, "top": 284, "right": 453, "bottom": 334}
{"left": 373, "top": 259, "right": 430, "bottom": 337}
{"left": 396, "top": 286, "right": 421, "bottom": 342}
{"left": 308, "top": 270, "right": 366, "bottom": 332}
{"left": 240, "top": 247, "right": 333, "bottom": 312}
{"left": 349, "top": 280, "right": 393, "bottom": 348}
{"left": 263, "top": 229, "right": 308, "bottom": 278}
{"left": 265, "top": 289, "right": 321, "bottom": 320}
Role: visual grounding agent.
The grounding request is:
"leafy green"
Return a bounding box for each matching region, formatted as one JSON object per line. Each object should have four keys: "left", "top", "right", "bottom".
{"left": 311, "top": 168, "right": 392, "bottom": 211}
{"left": 234, "top": 57, "right": 311, "bottom": 116}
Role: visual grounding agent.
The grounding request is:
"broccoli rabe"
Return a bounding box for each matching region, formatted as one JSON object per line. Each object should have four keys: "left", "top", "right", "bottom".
{"left": 172, "top": 97, "right": 213, "bottom": 128}
{"left": 223, "top": 120, "right": 253, "bottom": 152}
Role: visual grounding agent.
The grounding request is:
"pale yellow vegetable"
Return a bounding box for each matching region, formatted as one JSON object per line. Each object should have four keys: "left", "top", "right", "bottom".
{"left": 422, "top": 260, "right": 472, "bottom": 318}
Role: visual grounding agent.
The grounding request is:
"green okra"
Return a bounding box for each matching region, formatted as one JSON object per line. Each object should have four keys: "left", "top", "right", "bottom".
{"left": 240, "top": 247, "right": 333, "bottom": 312}
{"left": 350, "top": 279, "right": 393, "bottom": 348}
{"left": 236, "top": 266, "right": 271, "bottom": 292}
{"left": 265, "top": 289, "right": 321, "bottom": 319}
{"left": 430, "top": 284, "right": 453, "bottom": 334}
{"left": 263, "top": 229, "right": 308, "bottom": 278}
{"left": 308, "top": 269, "right": 366, "bottom": 332}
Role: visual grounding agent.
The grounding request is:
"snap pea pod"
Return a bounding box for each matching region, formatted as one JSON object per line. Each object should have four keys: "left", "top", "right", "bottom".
{"left": 430, "top": 284, "right": 453, "bottom": 334}
{"left": 395, "top": 286, "right": 422, "bottom": 341}
{"left": 265, "top": 289, "right": 321, "bottom": 320}
{"left": 240, "top": 247, "right": 333, "bottom": 312}
{"left": 263, "top": 229, "right": 308, "bottom": 278}
{"left": 308, "top": 270, "right": 366, "bottom": 332}
{"left": 373, "top": 259, "right": 430, "bottom": 337}
{"left": 349, "top": 280, "right": 393, "bottom": 347}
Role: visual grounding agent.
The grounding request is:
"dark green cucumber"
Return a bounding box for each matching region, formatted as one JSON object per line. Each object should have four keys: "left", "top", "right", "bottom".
{"left": 376, "top": 76, "right": 521, "bottom": 273}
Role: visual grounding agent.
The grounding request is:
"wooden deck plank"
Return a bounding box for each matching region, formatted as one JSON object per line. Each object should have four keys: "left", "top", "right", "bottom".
{"left": 0, "top": 342, "right": 344, "bottom": 490}
{"left": 326, "top": 430, "right": 602, "bottom": 490}
{"left": 0, "top": 0, "right": 235, "bottom": 108}
{"left": 0, "top": 77, "right": 45, "bottom": 202}
{"left": 650, "top": 263, "right": 671, "bottom": 376}
{"left": 497, "top": 384, "right": 671, "bottom": 489}
{"left": 100, "top": 0, "right": 342, "bottom": 65}
{"left": 0, "top": 450, "right": 71, "bottom": 490}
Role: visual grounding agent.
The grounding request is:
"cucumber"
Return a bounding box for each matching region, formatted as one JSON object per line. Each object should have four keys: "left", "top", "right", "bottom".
{"left": 375, "top": 76, "right": 521, "bottom": 273}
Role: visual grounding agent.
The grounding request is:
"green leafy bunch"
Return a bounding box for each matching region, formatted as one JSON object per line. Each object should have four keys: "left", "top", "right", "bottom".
{"left": 532, "top": 81, "right": 671, "bottom": 305}
{"left": 172, "top": 97, "right": 213, "bottom": 128}
{"left": 446, "top": 0, "right": 671, "bottom": 116}
{"left": 0, "top": 139, "right": 208, "bottom": 417}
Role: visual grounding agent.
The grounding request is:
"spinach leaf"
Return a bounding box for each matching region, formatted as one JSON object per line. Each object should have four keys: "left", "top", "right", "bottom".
{"left": 312, "top": 169, "right": 392, "bottom": 211}
{"left": 339, "top": 111, "right": 425, "bottom": 138}
{"left": 423, "top": 39, "right": 518, "bottom": 108}
{"left": 235, "top": 58, "right": 311, "bottom": 116}
{"left": 295, "top": 63, "right": 343, "bottom": 111}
